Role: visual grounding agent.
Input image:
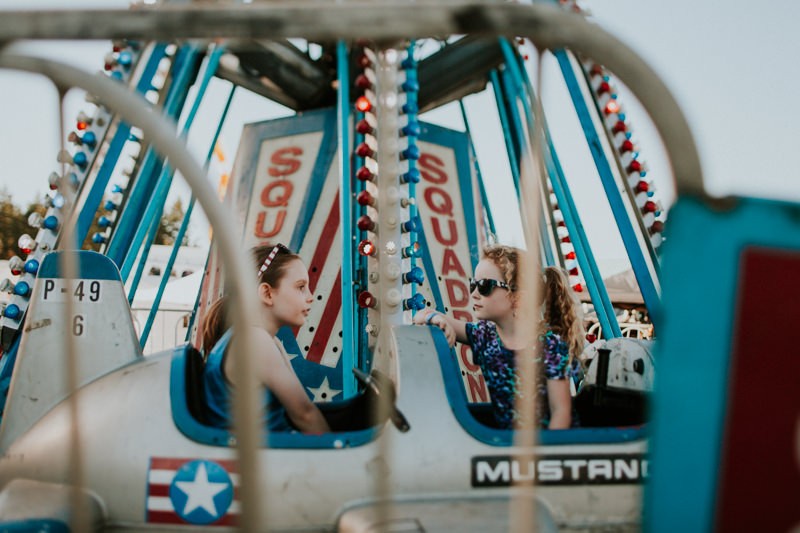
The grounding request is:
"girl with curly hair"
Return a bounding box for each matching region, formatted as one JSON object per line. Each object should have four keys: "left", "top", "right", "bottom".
{"left": 414, "top": 244, "right": 583, "bottom": 429}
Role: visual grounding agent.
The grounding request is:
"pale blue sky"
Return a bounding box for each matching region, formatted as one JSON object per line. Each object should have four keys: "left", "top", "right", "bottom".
{"left": 1, "top": 1, "right": 798, "bottom": 274}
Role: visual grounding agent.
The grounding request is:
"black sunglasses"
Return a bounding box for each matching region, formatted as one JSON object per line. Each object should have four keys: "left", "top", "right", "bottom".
{"left": 469, "top": 278, "right": 512, "bottom": 296}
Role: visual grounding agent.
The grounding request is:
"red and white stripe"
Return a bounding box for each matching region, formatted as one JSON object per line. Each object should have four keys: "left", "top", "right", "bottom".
{"left": 146, "top": 457, "right": 239, "bottom": 527}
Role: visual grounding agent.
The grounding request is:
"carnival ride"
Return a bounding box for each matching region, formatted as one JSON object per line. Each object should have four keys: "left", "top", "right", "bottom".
{"left": 0, "top": 1, "right": 794, "bottom": 532}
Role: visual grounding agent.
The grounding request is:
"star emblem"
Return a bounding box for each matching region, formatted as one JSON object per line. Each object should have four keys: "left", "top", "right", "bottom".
{"left": 169, "top": 460, "right": 233, "bottom": 524}
{"left": 307, "top": 376, "right": 342, "bottom": 402}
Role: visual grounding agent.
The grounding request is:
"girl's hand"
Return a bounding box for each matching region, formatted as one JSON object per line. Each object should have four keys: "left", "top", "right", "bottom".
{"left": 429, "top": 313, "right": 456, "bottom": 347}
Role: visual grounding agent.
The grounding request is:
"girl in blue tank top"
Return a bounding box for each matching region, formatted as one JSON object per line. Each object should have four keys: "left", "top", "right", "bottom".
{"left": 200, "top": 244, "right": 330, "bottom": 434}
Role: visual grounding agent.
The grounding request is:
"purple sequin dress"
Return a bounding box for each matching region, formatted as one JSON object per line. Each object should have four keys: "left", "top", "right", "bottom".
{"left": 465, "top": 320, "right": 581, "bottom": 429}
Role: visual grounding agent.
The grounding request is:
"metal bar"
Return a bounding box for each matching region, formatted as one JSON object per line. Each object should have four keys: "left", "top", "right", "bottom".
{"left": 0, "top": 3, "right": 703, "bottom": 198}
{"left": 336, "top": 39, "right": 356, "bottom": 398}
{"left": 458, "top": 99, "right": 496, "bottom": 238}
{"left": 501, "top": 39, "right": 620, "bottom": 337}
{"left": 136, "top": 44, "right": 224, "bottom": 343}
{"left": 111, "top": 45, "right": 202, "bottom": 274}
{"left": 488, "top": 70, "right": 521, "bottom": 198}
{"left": 0, "top": 52, "right": 266, "bottom": 531}
{"left": 75, "top": 44, "right": 168, "bottom": 246}
{"left": 183, "top": 85, "right": 237, "bottom": 342}
{"left": 555, "top": 49, "right": 661, "bottom": 320}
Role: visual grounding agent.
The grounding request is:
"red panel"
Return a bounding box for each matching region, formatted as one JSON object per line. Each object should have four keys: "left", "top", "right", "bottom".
{"left": 715, "top": 248, "right": 800, "bottom": 531}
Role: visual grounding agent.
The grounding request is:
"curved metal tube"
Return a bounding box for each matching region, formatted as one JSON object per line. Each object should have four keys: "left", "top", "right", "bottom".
{"left": 0, "top": 53, "right": 265, "bottom": 530}
{"left": 0, "top": 3, "right": 703, "bottom": 196}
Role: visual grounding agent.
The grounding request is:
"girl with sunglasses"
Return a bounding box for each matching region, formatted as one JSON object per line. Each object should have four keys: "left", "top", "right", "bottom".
{"left": 414, "top": 244, "right": 583, "bottom": 429}
{"left": 200, "top": 244, "right": 330, "bottom": 434}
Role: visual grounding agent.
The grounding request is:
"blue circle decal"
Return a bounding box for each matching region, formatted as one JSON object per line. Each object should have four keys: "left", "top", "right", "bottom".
{"left": 169, "top": 460, "right": 234, "bottom": 524}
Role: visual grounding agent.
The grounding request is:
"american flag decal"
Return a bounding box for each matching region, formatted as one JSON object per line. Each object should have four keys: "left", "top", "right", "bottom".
{"left": 147, "top": 457, "right": 239, "bottom": 526}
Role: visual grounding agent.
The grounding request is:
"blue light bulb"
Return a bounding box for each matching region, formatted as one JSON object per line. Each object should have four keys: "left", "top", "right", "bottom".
{"left": 401, "top": 121, "right": 421, "bottom": 137}
{"left": 4, "top": 304, "right": 20, "bottom": 320}
{"left": 403, "top": 266, "right": 425, "bottom": 285}
{"left": 92, "top": 233, "right": 106, "bottom": 244}
{"left": 118, "top": 51, "right": 133, "bottom": 67}
{"left": 23, "top": 259, "right": 39, "bottom": 275}
{"left": 104, "top": 200, "right": 117, "bottom": 211}
{"left": 401, "top": 145, "right": 420, "bottom": 161}
{"left": 13, "top": 281, "right": 30, "bottom": 297}
{"left": 73, "top": 151, "right": 88, "bottom": 169}
{"left": 403, "top": 293, "right": 426, "bottom": 311}
{"left": 111, "top": 184, "right": 123, "bottom": 194}
{"left": 401, "top": 168, "right": 420, "bottom": 184}
{"left": 52, "top": 194, "right": 65, "bottom": 209}
{"left": 82, "top": 131, "right": 97, "bottom": 149}
{"left": 98, "top": 216, "right": 112, "bottom": 228}
{"left": 42, "top": 216, "right": 59, "bottom": 231}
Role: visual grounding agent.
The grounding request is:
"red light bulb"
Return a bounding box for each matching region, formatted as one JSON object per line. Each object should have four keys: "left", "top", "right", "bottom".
{"left": 643, "top": 201, "right": 657, "bottom": 213}
{"left": 355, "top": 96, "right": 372, "bottom": 112}
{"left": 604, "top": 100, "right": 620, "bottom": 115}
{"left": 357, "top": 291, "right": 377, "bottom": 309}
{"left": 590, "top": 64, "right": 603, "bottom": 77}
{"left": 627, "top": 160, "right": 643, "bottom": 174}
{"left": 612, "top": 120, "right": 627, "bottom": 134}
{"left": 358, "top": 239, "right": 376, "bottom": 257}
{"left": 597, "top": 81, "right": 611, "bottom": 95}
{"left": 356, "top": 190, "right": 376, "bottom": 207}
{"left": 650, "top": 220, "right": 665, "bottom": 234}
{"left": 565, "top": 251, "right": 576, "bottom": 260}
{"left": 356, "top": 119, "right": 374, "bottom": 135}
{"left": 635, "top": 180, "right": 649, "bottom": 193}
{"left": 356, "top": 166, "right": 375, "bottom": 182}
{"left": 569, "top": 267, "right": 579, "bottom": 276}
{"left": 354, "top": 74, "right": 371, "bottom": 90}
{"left": 572, "top": 283, "right": 584, "bottom": 293}
{"left": 76, "top": 121, "right": 88, "bottom": 131}
{"left": 619, "top": 139, "right": 634, "bottom": 153}
{"left": 357, "top": 215, "right": 376, "bottom": 232}
{"left": 355, "top": 142, "right": 375, "bottom": 159}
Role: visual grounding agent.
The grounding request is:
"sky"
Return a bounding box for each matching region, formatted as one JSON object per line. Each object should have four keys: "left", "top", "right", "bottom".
{"left": 1, "top": 0, "right": 799, "bottom": 276}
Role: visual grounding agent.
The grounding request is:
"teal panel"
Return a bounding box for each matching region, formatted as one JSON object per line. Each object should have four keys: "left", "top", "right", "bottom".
{"left": 646, "top": 195, "right": 800, "bottom": 531}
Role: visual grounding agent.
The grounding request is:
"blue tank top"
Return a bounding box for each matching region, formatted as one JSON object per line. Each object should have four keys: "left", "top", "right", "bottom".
{"left": 202, "top": 329, "right": 292, "bottom": 432}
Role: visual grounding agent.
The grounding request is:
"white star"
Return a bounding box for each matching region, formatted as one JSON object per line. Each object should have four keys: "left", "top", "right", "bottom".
{"left": 307, "top": 376, "right": 342, "bottom": 402}
{"left": 175, "top": 463, "right": 228, "bottom": 518}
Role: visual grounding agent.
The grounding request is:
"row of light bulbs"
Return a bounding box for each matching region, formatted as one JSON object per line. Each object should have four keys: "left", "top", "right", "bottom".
{"left": 0, "top": 41, "right": 143, "bottom": 331}
{"left": 352, "top": 43, "right": 426, "bottom": 328}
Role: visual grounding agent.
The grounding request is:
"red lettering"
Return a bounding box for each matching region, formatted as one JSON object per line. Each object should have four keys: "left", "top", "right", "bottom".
{"left": 442, "top": 249, "right": 467, "bottom": 278}
{"left": 460, "top": 344, "right": 480, "bottom": 372}
{"left": 432, "top": 217, "right": 458, "bottom": 246}
{"left": 445, "top": 278, "right": 470, "bottom": 307}
{"left": 452, "top": 310, "right": 472, "bottom": 322}
{"left": 254, "top": 210, "right": 286, "bottom": 238}
{"left": 466, "top": 373, "right": 489, "bottom": 402}
{"left": 424, "top": 187, "right": 454, "bottom": 217}
{"left": 260, "top": 180, "right": 293, "bottom": 207}
{"left": 268, "top": 146, "right": 303, "bottom": 177}
{"left": 419, "top": 152, "right": 447, "bottom": 184}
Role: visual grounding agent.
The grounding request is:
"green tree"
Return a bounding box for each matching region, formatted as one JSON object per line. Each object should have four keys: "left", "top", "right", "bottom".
{"left": 154, "top": 198, "right": 188, "bottom": 246}
{"left": 0, "top": 189, "right": 36, "bottom": 259}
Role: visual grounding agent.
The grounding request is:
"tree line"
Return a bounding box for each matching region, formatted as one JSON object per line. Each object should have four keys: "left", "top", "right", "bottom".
{"left": 0, "top": 188, "right": 187, "bottom": 260}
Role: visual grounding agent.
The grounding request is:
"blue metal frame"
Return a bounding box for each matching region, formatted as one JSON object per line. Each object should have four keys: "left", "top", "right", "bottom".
{"left": 108, "top": 44, "right": 203, "bottom": 272}
{"left": 458, "top": 99, "right": 496, "bottom": 239}
{"left": 122, "top": 45, "right": 217, "bottom": 299}
{"left": 140, "top": 51, "right": 232, "bottom": 348}
{"left": 431, "top": 325, "right": 646, "bottom": 446}
{"left": 336, "top": 40, "right": 356, "bottom": 398}
{"left": 499, "top": 39, "right": 620, "bottom": 336}
{"left": 646, "top": 195, "right": 800, "bottom": 531}
{"left": 169, "top": 345, "right": 379, "bottom": 448}
{"left": 75, "top": 44, "right": 169, "bottom": 246}
{"left": 555, "top": 50, "right": 661, "bottom": 321}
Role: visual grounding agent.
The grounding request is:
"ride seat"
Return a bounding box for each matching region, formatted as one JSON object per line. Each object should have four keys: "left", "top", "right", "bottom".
{"left": 183, "top": 345, "right": 209, "bottom": 426}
